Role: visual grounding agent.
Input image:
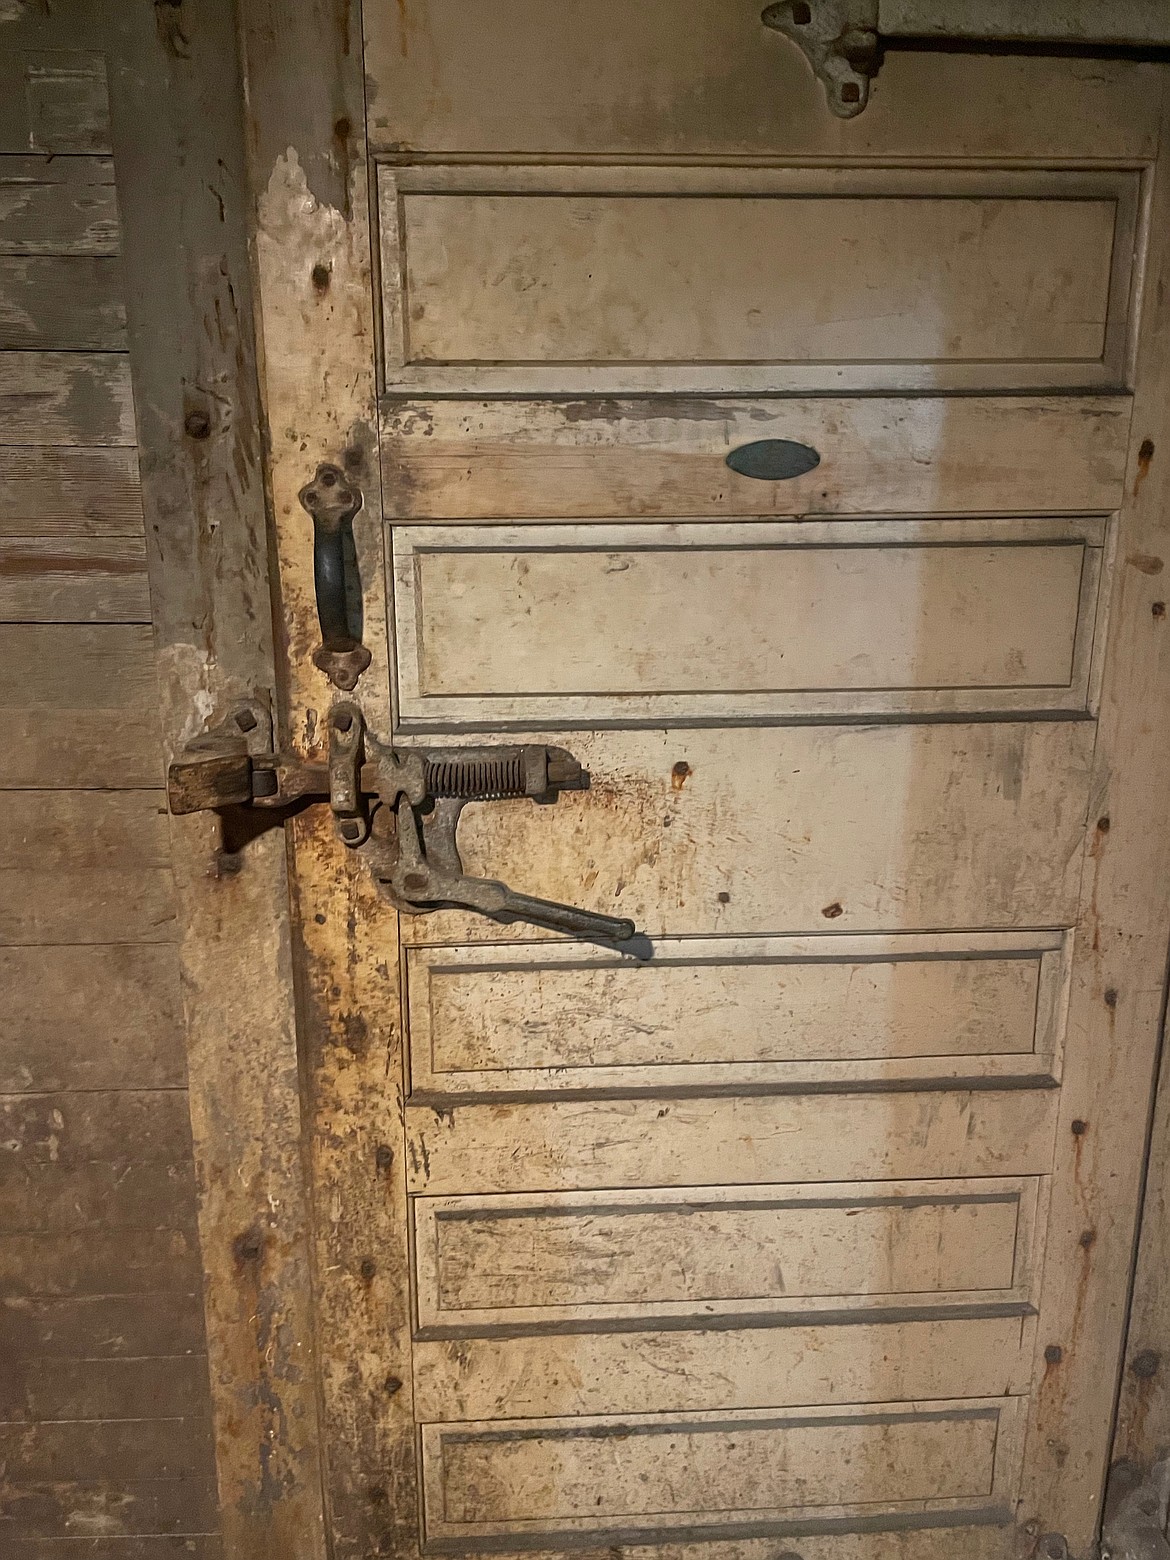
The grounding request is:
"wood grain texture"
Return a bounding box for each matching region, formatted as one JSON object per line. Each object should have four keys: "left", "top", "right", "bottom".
{"left": 421, "top": 1400, "right": 1018, "bottom": 1543}
{"left": 0, "top": 448, "right": 142, "bottom": 537}
{"left": 0, "top": 155, "right": 119, "bottom": 256}
{"left": 406, "top": 1089, "right": 1058, "bottom": 1196}
{"left": 0, "top": 1418, "right": 216, "bottom": 1484}
{"left": 412, "top": 1314, "right": 1037, "bottom": 1422}
{"left": 104, "top": 0, "right": 329, "bottom": 1552}
{"left": 0, "top": 256, "right": 126, "bottom": 349}
{"left": 0, "top": 1294, "right": 206, "bottom": 1362}
{"left": 0, "top": 1091, "right": 193, "bottom": 1166}
{"left": 0, "top": 624, "right": 161, "bottom": 788}
{"left": 0, "top": 535, "right": 149, "bottom": 622}
{"left": 405, "top": 722, "right": 1094, "bottom": 944}
{"left": 10, "top": 1542, "right": 223, "bottom": 1560}
{"left": 0, "top": 1230, "right": 201, "bottom": 1298}
{"left": 0, "top": 353, "right": 134, "bottom": 445}
{"left": 405, "top": 933, "right": 1064, "bottom": 1099}
{"left": 0, "top": 1160, "right": 197, "bottom": 1233}
{"left": 381, "top": 395, "right": 1132, "bottom": 520}
{"left": 0, "top": 1355, "right": 212, "bottom": 1424}
{"left": 0, "top": 945, "right": 184, "bottom": 1093}
{"left": 2, "top": 1478, "right": 219, "bottom": 1540}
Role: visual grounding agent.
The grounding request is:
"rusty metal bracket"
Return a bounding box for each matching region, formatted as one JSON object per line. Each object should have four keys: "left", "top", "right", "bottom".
{"left": 762, "top": 0, "right": 1170, "bottom": 119}
{"left": 762, "top": 0, "right": 879, "bottom": 118}
{"left": 167, "top": 702, "right": 638, "bottom": 945}
{"left": 298, "top": 461, "right": 371, "bottom": 692}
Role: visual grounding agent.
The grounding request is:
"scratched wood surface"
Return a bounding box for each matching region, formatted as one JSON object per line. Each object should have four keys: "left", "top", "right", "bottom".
{"left": 0, "top": 19, "right": 221, "bottom": 1559}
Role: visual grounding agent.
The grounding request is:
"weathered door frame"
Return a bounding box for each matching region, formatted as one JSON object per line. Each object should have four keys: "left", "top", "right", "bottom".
{"left": 96, "top": 3, "right": 1170, "bottom": 1558}
{"left": 98, "top": 2, "right": 331, "bottom": 1556}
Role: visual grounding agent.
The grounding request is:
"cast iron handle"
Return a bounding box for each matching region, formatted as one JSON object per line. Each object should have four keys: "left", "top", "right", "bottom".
{"left": 298, "top": 461, "right": 371, "bottom": 691}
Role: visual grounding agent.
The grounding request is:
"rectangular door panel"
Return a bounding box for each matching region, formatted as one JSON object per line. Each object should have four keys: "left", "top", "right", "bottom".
{"left": 399, "top": 723, "right": 1093, "bottom": 943}
{"left": 392, "top": 519, "right": 1105, "bottom": 727}
{"left": 412, "top": 1177, "right": 1041, "bottom": 1334}
{"left": 420, "top": 1399, "right": 1023, "bottom": 1547}
{"left": 405, "top": 933, "right": 1069, "bottom": 1097}
{"left": 381, "top": 164, "right": 1138, "bottom": 395}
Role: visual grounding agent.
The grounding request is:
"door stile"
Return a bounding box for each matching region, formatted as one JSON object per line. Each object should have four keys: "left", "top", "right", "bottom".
{"left": 236, "top": 3, "right": 419, "bottom": 1557}
{"left": 1017, "top": 77, "right": 1170, "bottom": 1553}
{"left": 103, "top": 1, "right": 331, "bottom": 1555}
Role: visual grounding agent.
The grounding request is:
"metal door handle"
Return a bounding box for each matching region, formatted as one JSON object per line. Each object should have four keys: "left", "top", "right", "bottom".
{"left": 167, "top": 701, "right": 639, "bottom": 947}
{"left": 298, "top": 462, "right": 371, "bottom": 691}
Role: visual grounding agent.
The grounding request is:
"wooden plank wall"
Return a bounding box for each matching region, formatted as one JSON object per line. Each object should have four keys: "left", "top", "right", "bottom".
{"left": 0, "top": 44, "right": 221, "bottom": 1560}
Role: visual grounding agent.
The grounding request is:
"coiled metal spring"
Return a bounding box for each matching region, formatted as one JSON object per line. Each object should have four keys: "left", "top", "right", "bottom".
{"left": 425, "top": 755, "right": 527, "bottom": 799}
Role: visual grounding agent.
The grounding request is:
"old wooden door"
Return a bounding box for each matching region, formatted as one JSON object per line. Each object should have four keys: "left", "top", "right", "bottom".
{"left": 230, "top": 6, "right": 1170, "bottom": 1559}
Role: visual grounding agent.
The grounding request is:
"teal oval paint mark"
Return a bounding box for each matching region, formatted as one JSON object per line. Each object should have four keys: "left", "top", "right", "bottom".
{"left": 726, "top": 439, "right": 820, "bottom": 481}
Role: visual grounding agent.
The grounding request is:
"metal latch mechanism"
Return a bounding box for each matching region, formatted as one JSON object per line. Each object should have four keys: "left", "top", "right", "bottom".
{"left": 168, "top": 702, "right": 638, "bottom": 945}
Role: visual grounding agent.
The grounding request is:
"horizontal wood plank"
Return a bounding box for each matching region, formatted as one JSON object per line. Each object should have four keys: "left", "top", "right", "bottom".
{"left": 0, "top": 1356, "right": 212, "bottom": 1424}
{"left": 0, "top": 791, "right": 169, "bottom": 871}
{"left": 0, "top": 945, "right": 185, "bottom": 1093}
{"left": 2, "top": 1478, "right": 218, "bottom": 1540}
{"left": 0, "top": 157, "right": 119, "bottom": 256}
{"left": 0, "top": 872, "right": 177, "bottom": 945}
{"left": 0, "top": 1417, "right": 216, "bottom": 1483}
{"left": 0, "top": 353, "right": 135, "bottom": 446}
{"left": 413, "top": 1313, "right": 1035, "bottom": 1421}
{"left": 0, "top": 449, "right": 142, "bottom": 537}
{"left": 385, "top": 165, "right": 1134, "bottom": 395}
{"left": 0, "top": 257, "right": 126, "bottom": 350}
{"left": 0, "top": 1294, "right": 206, "bottom": 1361}
{"left": 23, "top": 52, "right": 111, "bottom": 156}
{"left": 0, "top": 625, "right": 161, "bottom": 789}
{"left": 0, "top": 1160, "right": 197, "bottom": 1233}
{"left": 381, "top": 395, "right": 1132, "bottom": 519}
{"left": 0, "top": 537, "right": 149, "bottom": 623}
{"left": 406, "top": 1089, "right": 1058, "bottom": 1195}
{"left": 0, "top": 1092, "right": 194, "bottom": 1167}
{"left": 0, "top": 1230, "right": 201, "bottom": 1298}
{"left": 10, "top": 1539, "right": 222, "bottom": 1560}
{"left": 405, "top": 932, "right": 1066, "bottom": 1099}
{"left": 0, "top": 792, "right": 174, "bottom": 944}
